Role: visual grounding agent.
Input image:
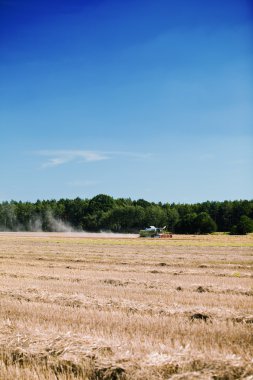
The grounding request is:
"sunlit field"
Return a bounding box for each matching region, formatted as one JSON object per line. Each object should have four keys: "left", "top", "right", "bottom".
{"left": 0, "top": 233, "right": 252, "bottom": 379}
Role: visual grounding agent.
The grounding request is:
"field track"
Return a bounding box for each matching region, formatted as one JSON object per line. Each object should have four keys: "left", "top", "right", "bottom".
{"left": 0, "top": 232, "right": 252, "bottom": 379}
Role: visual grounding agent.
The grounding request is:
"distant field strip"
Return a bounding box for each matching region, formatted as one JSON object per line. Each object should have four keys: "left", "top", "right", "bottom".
{"left": 0, "top": 233, "right": 252, "bottom": 379}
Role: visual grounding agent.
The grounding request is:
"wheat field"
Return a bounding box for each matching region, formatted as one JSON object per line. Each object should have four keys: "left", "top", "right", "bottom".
{"left": 0, "top": 233, "right": 252, "bottom": 379}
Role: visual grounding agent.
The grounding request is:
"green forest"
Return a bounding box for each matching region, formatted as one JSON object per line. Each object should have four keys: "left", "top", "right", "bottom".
{"left": 0, "top": 195, "right": 253, "bottom": 235}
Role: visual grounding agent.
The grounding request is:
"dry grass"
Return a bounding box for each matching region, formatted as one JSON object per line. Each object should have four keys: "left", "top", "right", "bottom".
{"left": 0, "top": 233, "right": 252, "bottom": 379}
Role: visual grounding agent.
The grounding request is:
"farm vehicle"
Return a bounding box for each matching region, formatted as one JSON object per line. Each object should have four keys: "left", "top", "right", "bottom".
{"left": 139, "top": 226, "right": 172, "bottom": 238}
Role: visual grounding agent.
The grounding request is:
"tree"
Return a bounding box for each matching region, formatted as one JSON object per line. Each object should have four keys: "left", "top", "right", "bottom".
{"left": 103, "top": 206, "right": 145, "bottom": 232}
{"left": 134, "top": 199, "right": 151, "bottom": 208}
{"left": 231, "top": 215, "right": 253, "bottom": 235}
{"left": 175, "top": 213, "right": 197, "bottom": 234}
{"left": 0, "top": 197, "right": 252, "bottom": 233}
{"left": 143, "top": 205, "right": 167, "bottom": 227}
{"left": 88, "top": 194, "right": 114, "bottom": 213}
{"left": 82, "top": 213, "right": 101, "bottom": 231}
{"left": 164, "top": 205, "right": 179, "bottom": 232}
{"left": 193, "top": 212, "right": 217, "bottom": 234}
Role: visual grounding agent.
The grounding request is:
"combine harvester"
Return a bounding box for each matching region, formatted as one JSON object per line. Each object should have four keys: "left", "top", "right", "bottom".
{"left": 139, "top": 226, "right": 172, "bottom": 238}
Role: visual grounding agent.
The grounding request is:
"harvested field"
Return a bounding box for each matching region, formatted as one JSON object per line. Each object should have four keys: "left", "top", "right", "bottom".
{"left": 0, "top": 233, "right": 252, "bottom": 379}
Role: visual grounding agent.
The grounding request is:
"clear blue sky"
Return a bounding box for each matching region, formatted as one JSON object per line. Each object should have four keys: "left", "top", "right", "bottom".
{"left": 0, "top": 0, "right": 252, "bottom": 203}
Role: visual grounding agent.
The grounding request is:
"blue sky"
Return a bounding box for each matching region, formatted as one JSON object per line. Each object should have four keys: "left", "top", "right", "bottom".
{"left": 0, "top": 0, "right": 252, "bottom": 203}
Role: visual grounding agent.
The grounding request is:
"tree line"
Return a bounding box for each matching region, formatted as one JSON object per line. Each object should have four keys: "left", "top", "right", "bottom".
{"left": 0, "top": 195, "right": 253, "bottom": 234}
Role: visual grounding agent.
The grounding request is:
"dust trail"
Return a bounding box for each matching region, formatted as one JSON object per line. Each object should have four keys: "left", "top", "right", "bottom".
{"left": 0, "top": 209, "right": 137, "bottom": 236}
{"left": 43, "top": 211, "right": 75, "bottom": 232}
{"left": 0, "top": 231, "right": 138, "bottom": 238}
{"left": 0, "top": 210, "right": 76, "bottom": 233}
